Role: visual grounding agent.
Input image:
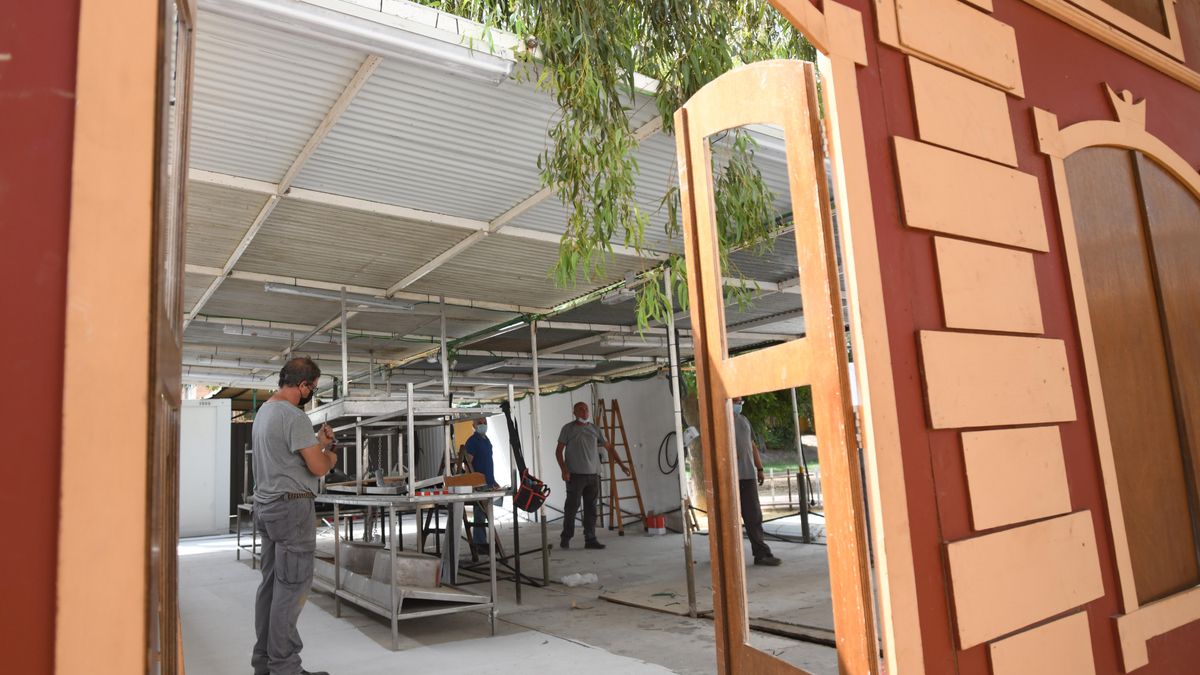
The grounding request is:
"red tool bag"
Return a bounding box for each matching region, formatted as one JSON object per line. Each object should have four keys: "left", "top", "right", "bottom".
{"left": 502, "top": 401, "right": 550, "bottom": 513}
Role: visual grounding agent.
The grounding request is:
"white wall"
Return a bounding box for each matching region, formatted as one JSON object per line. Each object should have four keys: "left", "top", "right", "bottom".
{"left": 509, "top": 374, "right": 682, "bottom": 523}
{"left": 179, "top": 399, "right": 232, "bottom": 537}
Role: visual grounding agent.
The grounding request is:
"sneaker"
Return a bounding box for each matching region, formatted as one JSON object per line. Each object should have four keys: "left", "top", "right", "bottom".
{"left": 584, "top": 540, "right": 606, "bottom": 550}
{"left": 559, "top": 539, "right": 570, "bottom": 549}
{"left": 754, "top": 555, "right": 782, "bottom": 566}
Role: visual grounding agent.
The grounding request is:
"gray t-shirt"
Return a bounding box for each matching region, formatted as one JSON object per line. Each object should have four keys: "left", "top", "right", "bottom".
{"left": 558, "top": 421, "right": 608, "bottom": 475}
{"left": 734, "top": 413, "right": 757, "bottom": 481}
{"left": 252, "top": 400, "right": 319, "bottom": 503}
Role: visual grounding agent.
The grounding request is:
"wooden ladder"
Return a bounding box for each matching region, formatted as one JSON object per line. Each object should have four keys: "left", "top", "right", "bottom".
{"left": 595, "top": 399, "right": 647, "bottom": 535}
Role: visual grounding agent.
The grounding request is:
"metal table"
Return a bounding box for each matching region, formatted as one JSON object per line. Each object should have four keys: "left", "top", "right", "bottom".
{"left": 314, "top": 491, "right": 505, "bottom": 649}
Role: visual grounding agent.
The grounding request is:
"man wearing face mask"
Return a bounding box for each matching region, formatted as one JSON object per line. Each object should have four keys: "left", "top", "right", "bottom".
{"left": 555, "top": 401, "right": 630, "bottom": 550}
{"left": 733, "top": 397, "right": 782, "bottom": 567}
{"left": 463, "top": 417, "right": 498, "bottom": 552}
{"left": 251, "top": 356, "right": 339, "bottom": 675}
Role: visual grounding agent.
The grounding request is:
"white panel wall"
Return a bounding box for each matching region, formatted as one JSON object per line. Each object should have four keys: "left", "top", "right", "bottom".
{"left": 179, "top": 399, "right": 232, "bottom": 537}
{"left": 509, "top": 374, "right": 681, "bottom": 525}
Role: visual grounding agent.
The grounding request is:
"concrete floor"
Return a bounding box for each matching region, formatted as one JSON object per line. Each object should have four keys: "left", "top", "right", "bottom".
{"left": 181, "top": 514, "right": 837, "bottom": 674}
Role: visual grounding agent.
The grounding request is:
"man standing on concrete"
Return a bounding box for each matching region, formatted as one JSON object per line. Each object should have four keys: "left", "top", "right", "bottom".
{"left": 252, "top": 357, "right": 340, "bottom": 675}
{"left": 555, "top": 401, "right": 629, "bottom": 550}
{"left": 733, "top": 397, "right": 782, "bottom": 566}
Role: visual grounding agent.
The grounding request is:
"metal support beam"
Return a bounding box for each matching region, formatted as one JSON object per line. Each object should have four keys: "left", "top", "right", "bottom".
{"left": 530, "top": 321, "right": 550, "bottom": 584}
{"left": 791, "top": 387, "right": 812, "bottom": 543}
{"left": 666, "top": 273, "right": 697, "bottom": 617}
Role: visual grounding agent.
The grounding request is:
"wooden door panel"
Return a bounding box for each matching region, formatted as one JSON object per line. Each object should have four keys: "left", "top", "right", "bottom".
{"left": 1137, "top": 153, "right": 1200, "bottom": 527}
{"left": 675, "top": 60, "right": 877, "bottom": 675}
{"left": 1064, "top": 147, "right": 1199, "bottom": 603}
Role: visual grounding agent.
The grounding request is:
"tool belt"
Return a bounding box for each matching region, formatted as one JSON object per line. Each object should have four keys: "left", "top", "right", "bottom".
{"left": 514, "top": 470, "right": 550, "bottom": 513}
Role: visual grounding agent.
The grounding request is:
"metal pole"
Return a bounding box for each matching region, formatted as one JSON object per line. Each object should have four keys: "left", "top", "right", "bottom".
{"left": 790, "top": 387, "right": 811, "bottom": 543}
{"left": 509, "top": 383, "right": 522, "bottom": 603}
{"left": 441, "top": 297, "right": 452, "bottom": 477}
{"left": 407, "top": 383, "right": 416, "bottom": 498}
{"left": 665, "top": 273, "right": 697, "bottom": 617}
{"left": 530, "top": 321, "right": 549, "bottom": 584}
{"left": 355, "top": 418, "right": 363, "bottom": 496}
{"left": 340, "top": 287, "right": 350, "bottom": 401}
{"left": 369, "top": 351, "right": 375, "bottom": 393}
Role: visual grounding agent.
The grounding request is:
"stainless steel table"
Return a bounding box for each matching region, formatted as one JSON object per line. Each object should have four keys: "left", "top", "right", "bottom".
{"left": 314, "top": 491, "right": 505, "bottom": 649}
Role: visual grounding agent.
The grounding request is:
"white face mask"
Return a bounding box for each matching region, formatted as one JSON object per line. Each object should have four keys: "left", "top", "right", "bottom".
{"left": 732, "top": 402, "right": 744, "bottom": 414}
{"left": 474, "top": 424, "right": 487, "bottom": 435}
{"left": 575, "top": 415, "right": 588, "bottom": 424}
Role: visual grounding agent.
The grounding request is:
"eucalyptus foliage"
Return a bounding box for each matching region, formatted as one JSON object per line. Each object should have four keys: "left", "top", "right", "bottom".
{"left": 417, "top": 0, "right": 813, "bottom": 327}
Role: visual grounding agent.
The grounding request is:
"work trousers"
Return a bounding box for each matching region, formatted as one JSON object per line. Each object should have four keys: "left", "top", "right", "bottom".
{"left": 560, "top": 473, "right": 601, "bottom": 543}
{"left": 738, "top": 479, "right": 773, "bottom": 560}
{"left": 252, "top": 497, "right": 316, "bottom": 675}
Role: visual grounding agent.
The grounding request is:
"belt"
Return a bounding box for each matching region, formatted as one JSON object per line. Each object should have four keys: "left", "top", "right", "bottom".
{"left": 284, "top": 492, "right": 315, "bottom": 501}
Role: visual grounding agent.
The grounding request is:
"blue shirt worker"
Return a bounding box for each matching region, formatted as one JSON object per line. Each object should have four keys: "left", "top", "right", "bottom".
{"left": 464, "top": 418, "right": 498, "bottom": 550}
{"left": 555, "top": 401, "right": 630, "bottom": 550}
{"left": 251, "top": 357, "right": 340, "bottom": 675}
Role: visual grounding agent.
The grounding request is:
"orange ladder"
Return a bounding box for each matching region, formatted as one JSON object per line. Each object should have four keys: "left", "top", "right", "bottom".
{"left": 594, "top": 399, "right": 647, "bottom": 535}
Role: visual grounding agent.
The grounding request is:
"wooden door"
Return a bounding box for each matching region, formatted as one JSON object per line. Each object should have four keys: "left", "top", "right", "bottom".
{"left": 674, "top": 60, "right": 878, "bottom": 675}
{"left": 148, "top": 1, "right": 195, "bottom": 671}
{"left": 1064, "top": 146, "right": 1200, "bottom": 604}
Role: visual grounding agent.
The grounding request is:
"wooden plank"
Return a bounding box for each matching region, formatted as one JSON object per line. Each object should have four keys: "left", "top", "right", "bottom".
{"left": 919, "top": 331, "right": 1075, "bottom": 429}
{"left": 989, "top": 612, "right": 1096, "bottom": 675}
{"left": 934, "top": 237, "right": 1043, "bottom": 334}
{"left": 895, "top": 137, "right": 1048, "bottom": 251}
{"left": 947, "top": 511, "right": 1103, "bottom": 648}
{"left": 1065, "top": 147, "right": 1199, "bottom": 603}
{"left": 909, "top": 58, "right": 1017, "bottom": 166}
{"left": 895, "top": 0, "right": 1023, "bottom": 95}
{"left": 962, "top": 426, "right": 1070, "bottom": 530}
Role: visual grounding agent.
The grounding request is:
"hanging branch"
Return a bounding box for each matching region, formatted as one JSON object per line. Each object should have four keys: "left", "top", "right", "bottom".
{"left": 416, "top": 0, "right": 813, "bottom": 328}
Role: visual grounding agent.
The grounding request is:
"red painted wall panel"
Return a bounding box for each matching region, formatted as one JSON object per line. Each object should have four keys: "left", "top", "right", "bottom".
{"left": 840, "top": 0, "right": 1200, "bottom": 672}
{"left": 0, "top": 2, "right": 81, "bottom": 670}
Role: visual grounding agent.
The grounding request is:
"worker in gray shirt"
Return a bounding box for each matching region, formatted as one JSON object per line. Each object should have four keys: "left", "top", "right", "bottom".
{"left": 555, "top": 401, "right": 629, "bottom": 549}
{"left": 733, "top": 397, "right": 781, "bottom": 566}
{"left": 251, "top": 357, "right": 340, "bottom": 675}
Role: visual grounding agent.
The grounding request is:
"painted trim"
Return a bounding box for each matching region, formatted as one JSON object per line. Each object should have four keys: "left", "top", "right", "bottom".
{"left": 816, "top": 3, "right": 926, "bottom": 672}
{"left": 56, "top": 0, "right": 161, "bottom": 672}
{"left": 1034, "top": 86, "right": 1200, "bottom": 672}
{"left": 1056, "top": 0, "right": 1183, "bottom": 60}
{"left": 1020, "top": 0, "right": 1200, "bottom": 93}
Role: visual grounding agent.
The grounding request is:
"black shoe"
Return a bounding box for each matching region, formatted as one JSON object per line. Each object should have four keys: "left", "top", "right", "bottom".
{"left": 559, "top": 539, "right": 570, "bottom": 549}
{"left": 754, "top": 555, "right": 782, "bottom": 566}
{"left": 584, "top": 540, "right": 606, "bottom": 550}
{"left": 302, "top": 670, "right": 330, "bottom": 675}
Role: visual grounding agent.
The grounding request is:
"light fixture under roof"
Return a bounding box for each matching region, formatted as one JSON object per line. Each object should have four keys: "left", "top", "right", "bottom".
{"left": 262, "top": 283, "right": 414, "bottom": 312}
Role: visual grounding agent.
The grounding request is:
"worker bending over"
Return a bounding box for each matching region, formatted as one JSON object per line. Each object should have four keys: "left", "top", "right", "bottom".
{"left": 733, "top": 397, "right": 782, "bottom": 567}
{"left": 251, "top": 357, "right": 340, "bottom": 675}
{"left": 556, "top": 401, "right": 629, "bottom": 550}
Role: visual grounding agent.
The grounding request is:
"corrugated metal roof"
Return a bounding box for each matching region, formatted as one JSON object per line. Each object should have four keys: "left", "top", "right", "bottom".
{"left": 185, "top": 272, "right": 216, "bottom": 309}
{"left": 185, "top": 180, "right": 272, "bottom": 268}
{"left": 404, "top": 233, "right": 653, "bottom": 308}
{"left": 202, "top": 276, "right": 344, "bottom": 325}
{"left": 190, "top": 10, "right": 368, "bottom": 182}
{"left": 232, "top": 197, "right": 468, "bottom": 289}
{"left": 293, "top": 59, "right": 557, "bottom": 220}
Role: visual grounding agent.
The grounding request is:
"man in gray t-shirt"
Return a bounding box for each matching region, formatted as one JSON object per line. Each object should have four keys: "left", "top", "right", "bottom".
{"left": 251, "top": 357, "right": 340, "bottom": 675}
{"left": 733, "top": 397, "right": 781, "bottom": 566}
{"left": 555, "top": 401, "right": 629, "bottom": 549}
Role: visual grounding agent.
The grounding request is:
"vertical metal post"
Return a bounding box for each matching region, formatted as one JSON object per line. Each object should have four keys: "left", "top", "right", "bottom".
{"left": 340, "top": 287, "right": 350, "bottom": 401}
{"left": 333, "top": 502, "right": 342, "bottom": 617}
{"left": 440, "top": 297, "right": 452, "bottom": 477}
{"left": 530, "top": 321, "right": 550, "bottom": 584}
{"left": 387, "top": 434, "right": 394, "bottom": 478}
{"left": 508, "top": 383, "right": 522, "bottom": 603}
{"left": 389, "top": 503, "right": 399, "bottom": 650}
{"left": 355, "top": 418, "right": 363, "bottom": 496}
{"left": 665, "top": 273, "right": 698, "bottom": 617}
{"left": 790, "top": 387, "right": 812, "bottom": 543}
{"left": 407, "top": 383, "right": 416, "bottom": 498}
{"left": 368, "top": 351, "right": 375, "bottom": 393}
